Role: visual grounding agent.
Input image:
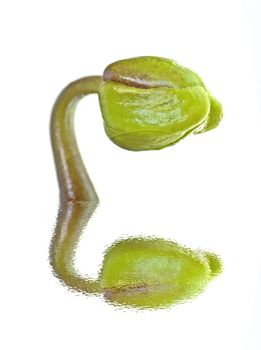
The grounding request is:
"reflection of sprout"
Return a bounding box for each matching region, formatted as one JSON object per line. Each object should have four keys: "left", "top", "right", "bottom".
{"left": 49, "top": 57, "right": 223, "bottom": 309}
{"left": 100, "top": 238, "right": 222, "bottom": 309}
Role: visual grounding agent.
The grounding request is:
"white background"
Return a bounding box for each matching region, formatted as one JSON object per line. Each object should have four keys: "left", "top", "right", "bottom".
{"left": 0, "top": 0, "right": 260, "bottom": 349}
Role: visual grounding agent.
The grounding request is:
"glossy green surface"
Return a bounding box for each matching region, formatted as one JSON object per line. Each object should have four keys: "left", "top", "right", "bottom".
{"left": 99, "top": 82, "right": 210, "bottom": 150}
{"left": 99, "top": 56, "right": 223, "bottom": 150}
{"left": 99, "top": 238, "right": 222, "bottom": 309}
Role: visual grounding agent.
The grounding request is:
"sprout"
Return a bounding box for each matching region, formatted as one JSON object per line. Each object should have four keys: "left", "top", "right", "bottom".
{"left": 49, "top": 57, "right": 223, "bottom": 309}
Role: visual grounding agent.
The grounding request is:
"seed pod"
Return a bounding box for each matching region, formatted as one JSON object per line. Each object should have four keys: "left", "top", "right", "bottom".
{"left": 98, "top": 56, "right": 223, "bottom": 151}
{"left": 99, "top": 237, "right": 222, "bottom": 309}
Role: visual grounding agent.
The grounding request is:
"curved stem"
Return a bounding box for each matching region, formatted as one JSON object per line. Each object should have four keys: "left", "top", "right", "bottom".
{"left": 49, "top": 76, "right": 103, "bottom": 294}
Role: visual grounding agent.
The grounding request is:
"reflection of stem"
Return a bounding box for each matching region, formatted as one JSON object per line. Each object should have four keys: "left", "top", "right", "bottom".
{"left": 49, "top": 76, "right": 103, "bottom": 294}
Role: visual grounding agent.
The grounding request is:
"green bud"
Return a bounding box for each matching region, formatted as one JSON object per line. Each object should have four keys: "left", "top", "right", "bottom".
{"left": 98, "top": 56, "right": 223, "bottom": 151}
{"left": 99, "top": 238, "right": 222, "bottom": 309}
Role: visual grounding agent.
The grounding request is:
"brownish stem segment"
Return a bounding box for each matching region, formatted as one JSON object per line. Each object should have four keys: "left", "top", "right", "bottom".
{"left": 49, "top": 76, "right": 103, "bottom": 294}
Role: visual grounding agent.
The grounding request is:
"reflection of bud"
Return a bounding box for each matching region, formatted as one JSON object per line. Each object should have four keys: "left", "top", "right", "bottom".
{"left": 99, "top": 238, "right": 222, "bottom": 309}
{"left": 98, "top": 57, "right": 223, "bottom": 150}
